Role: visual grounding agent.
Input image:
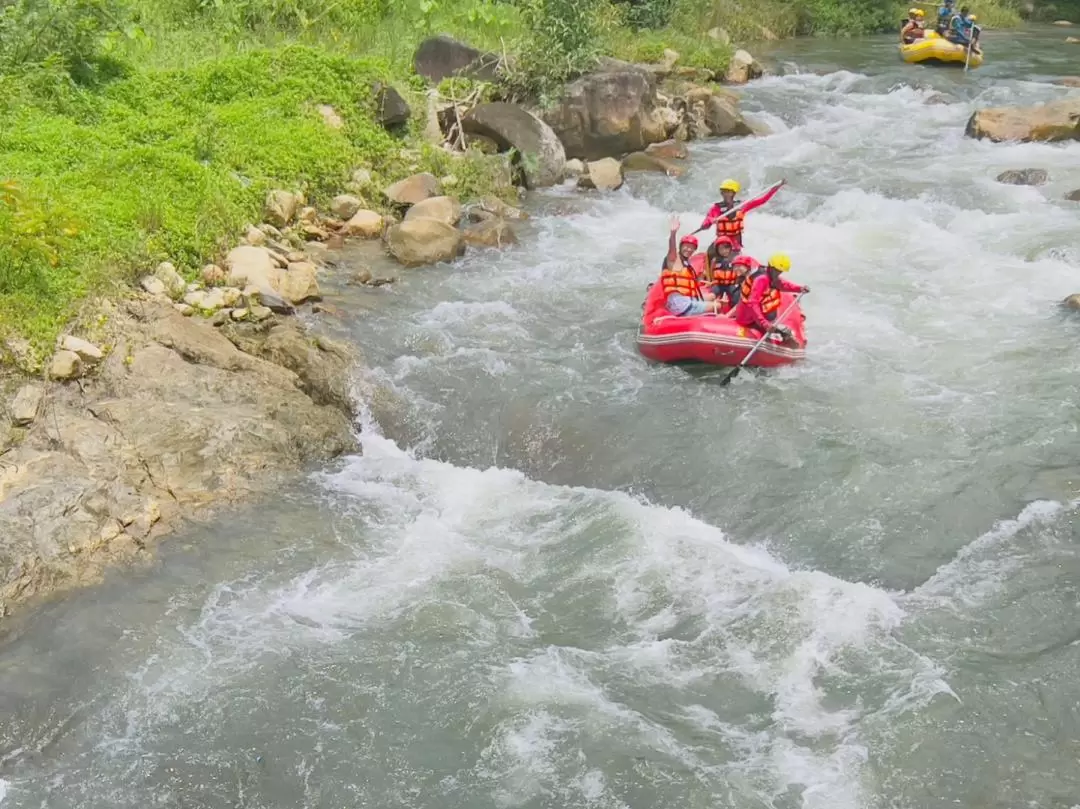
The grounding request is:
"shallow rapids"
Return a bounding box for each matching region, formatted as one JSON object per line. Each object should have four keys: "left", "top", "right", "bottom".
{"left": 3, "top": 25, "right": 1080, "bottom": 809}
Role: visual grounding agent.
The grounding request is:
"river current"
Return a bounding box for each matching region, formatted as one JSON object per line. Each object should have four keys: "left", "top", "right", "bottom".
{"left": 2, "top": 25, "right": 1080, "bottom": 809}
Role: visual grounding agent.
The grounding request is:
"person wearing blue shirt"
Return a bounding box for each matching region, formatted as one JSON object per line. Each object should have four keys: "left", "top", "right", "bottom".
{"left": 936, "top": 0, "right": 955, "bottom": 34}
{"left": 949, "top": 6, "right": 981, "bottom": 52}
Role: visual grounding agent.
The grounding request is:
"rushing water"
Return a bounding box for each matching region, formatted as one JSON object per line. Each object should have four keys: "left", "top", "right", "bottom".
{"left": 4, "top": 25, "right": 1080, "bottom": 809}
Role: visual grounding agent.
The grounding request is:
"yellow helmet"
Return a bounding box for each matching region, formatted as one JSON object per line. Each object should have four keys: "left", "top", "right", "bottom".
{"left": 768, "top": 253, "right": 791, "bottom": 272}
{"left": 914, "top": 8, "right": 925, "bottom": 16}
{"left": 719, "top": 179, "right": 741, "bottom": 193}
{"left": 968, "top": 13, "right": 977, "bottom": 20}
{"left": 908, "top": 6, "right": 919, "bottom": 13}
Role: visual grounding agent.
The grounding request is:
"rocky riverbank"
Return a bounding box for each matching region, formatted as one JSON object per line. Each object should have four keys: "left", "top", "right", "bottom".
{"left": 0, "top": 34, "right": 770, "bottom": 622}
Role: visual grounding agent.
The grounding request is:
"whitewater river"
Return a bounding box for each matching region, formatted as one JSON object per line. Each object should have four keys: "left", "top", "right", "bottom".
{"left": 3, "top": 24, "right": 1080, "bottom": 809}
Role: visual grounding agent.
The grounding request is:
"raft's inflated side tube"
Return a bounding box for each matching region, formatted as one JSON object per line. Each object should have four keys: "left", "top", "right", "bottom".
{"left": 635, "top": 279, "right": 808, "bottom": 368}
{"left": 899, "top": 30, "right": 984, "bottom": 68}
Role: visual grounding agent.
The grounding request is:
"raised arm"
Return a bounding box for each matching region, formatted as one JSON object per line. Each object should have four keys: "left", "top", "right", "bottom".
{"left": 665, "top": 216, "right": 680, "bottom": 269}
{"left": 734, "top": 179, "right": 786, "bottom": 217}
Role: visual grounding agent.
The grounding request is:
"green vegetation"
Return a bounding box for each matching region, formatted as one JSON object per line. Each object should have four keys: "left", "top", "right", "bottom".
{"left": 0, "top": 0, "right": 1024, "bottom": 355}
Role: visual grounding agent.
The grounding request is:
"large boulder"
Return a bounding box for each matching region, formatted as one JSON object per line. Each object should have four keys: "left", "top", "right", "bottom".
{"left": 542, "top": 63, "right": 668, "bottom": 160}
{"left": 404, "top": 195, "right": 462, "bottom": 226}
{"left": 413, "top": 35, "right": 500, "bottom": 83}
{"left": 725, "top": 50, "right": 763, "bottom": 85}
{"left": 965, "top": 99, "right": 1080, "bottom": 143}
{"left": 996, "top": 168, "right": 1049, "bottom": 186}
{"left": 374, "top": 83, "right": 411, "bottom": 129}
{"left": 621, "top": 151, "right": 685, "bottom": 177}
{"left": 385, "top": 219, "right": 466, "bottom": 267}
{"left": 1056, "top": 77, "right": 1080, "bottom": 87}
{"left": 577, "top": 158, "right": 624, "bottom": 191}
{"left": 461, "top": 103, "right": 565, "bottom": 188}
{"left": 702, "top": 94, "right": 753, "bottom": 137}
{"left": 1066, "top": 189, "right": 1080, "bottom": 202}
{"left": 384, "top": 172, "right": 441, "bottom": 206}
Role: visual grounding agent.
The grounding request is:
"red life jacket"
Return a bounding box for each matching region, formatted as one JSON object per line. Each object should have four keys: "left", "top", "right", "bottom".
{"left": 741, "top": 269, "right": 780, "bottom": 315}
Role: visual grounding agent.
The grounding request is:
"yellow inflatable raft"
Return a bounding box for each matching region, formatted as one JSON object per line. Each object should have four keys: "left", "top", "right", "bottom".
{"left": 899, "top": 30, "right": 984, "bottom": 68}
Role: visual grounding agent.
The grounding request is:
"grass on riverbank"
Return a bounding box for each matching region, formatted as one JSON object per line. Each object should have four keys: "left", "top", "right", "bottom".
{"left": 0, "top": 0, "right": 1023, "bottom": 358}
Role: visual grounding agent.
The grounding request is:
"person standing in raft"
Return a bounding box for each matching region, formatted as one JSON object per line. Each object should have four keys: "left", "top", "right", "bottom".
{"left": 733, "top": 253, "right": 809, "bottom": 341}
{"left": 661, "top": 217, "right": 722, "bottom": 316}
{"left": 901, "top": 8, "right": 926, "bottom": 43}
{"left": 706, "top": 235, "right": 741, "bottom": 310}
{"left": 696, "top": 178, "right": 785, "bottom": 252}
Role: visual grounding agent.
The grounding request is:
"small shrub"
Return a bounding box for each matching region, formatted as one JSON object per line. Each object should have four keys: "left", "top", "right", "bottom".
{"left": 0, "top": 0, "right": 130, "bottom": 83}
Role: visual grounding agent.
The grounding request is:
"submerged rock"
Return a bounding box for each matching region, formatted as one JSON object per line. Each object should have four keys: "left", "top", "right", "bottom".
{"left": 463, "top": 218, "right": 518, "bottom": 248}
{"left": 996, "top": 168, "right": 1049, "bottom": 186}
{"left": 1066, "top": 189, "right": 1080, "bottom": 201}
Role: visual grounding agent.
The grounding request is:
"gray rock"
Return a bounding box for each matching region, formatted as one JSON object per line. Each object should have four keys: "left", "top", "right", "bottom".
{"left": 140, "top": 276, "right": 167, "bottom": 296}
{"left": 461, "top": 103, "right": 565, "bottom": 188}
{"left": 49, "top": 350, "right": 83, "bottom": 381}
{"left": 413, "top": 35, "right": 500, "bottom": 83}
{"left": 10, "top": 384, "right": 43, "bottom": 426}
{"left": 996, "top": 168, "right": 1049, "bottom": 186}
{"left": 154, "top": 261, "right": 186, "bottom": 299}
{"left": 60, "top": 335, "right": 104, "bottom": 363}
{"left": 374, "top": 83, "right": 411, "bottom": 129}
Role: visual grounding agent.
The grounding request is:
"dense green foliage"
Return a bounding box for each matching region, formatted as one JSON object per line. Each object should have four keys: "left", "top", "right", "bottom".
{"left": 0, "top": 0, "right": 1025, "bottom": 352}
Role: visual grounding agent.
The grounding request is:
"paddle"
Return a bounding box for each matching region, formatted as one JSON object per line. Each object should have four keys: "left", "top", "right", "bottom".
{"left": 693, "top": 180, "right": 785, "bottom": 236}
{"left": 718, "top": 292, "right": 806, "bottom": 387}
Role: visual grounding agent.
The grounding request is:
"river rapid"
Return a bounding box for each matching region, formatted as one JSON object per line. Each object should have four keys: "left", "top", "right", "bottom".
{"left": 3, "top": 25, "right": 1080, "bottom": 809}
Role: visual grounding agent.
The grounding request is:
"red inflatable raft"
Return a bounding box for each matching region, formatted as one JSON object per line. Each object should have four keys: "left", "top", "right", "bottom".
{"left": 635, "top": 276, "right": 808, "bottom": 368}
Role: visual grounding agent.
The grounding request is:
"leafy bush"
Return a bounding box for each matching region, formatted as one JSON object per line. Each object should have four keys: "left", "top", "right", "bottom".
{"left": 0, "top": 0, "right": 130, "bottom": 82}
{"left": 611, "top": 0, "right": 678, "bottom": 28}
{"left": 509, "top": 0, "right": 611, "bottom": 99}
{"left": 174, "top": 0, "right": 392, "bottom": 33}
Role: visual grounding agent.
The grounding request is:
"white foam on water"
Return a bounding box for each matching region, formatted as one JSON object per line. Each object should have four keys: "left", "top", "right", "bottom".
{"left": 0, "top": 780, "right": 9, "bottom": 805}
{"left": 906, "top": 498, "right": 1078, "bottom": 608}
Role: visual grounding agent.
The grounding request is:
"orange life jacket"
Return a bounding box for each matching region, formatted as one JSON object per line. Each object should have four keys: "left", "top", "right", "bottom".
{"left": 715, "top": 202, "right": 745, "bottom": 241}
{"left": 741, "top": 269, "right": 780, "bottom": 314}
{"left": 710, "top": 255, "right": 739, "bottom": 286}
{"left": 661, "top": 264, "right": 699, "bottom": 299}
